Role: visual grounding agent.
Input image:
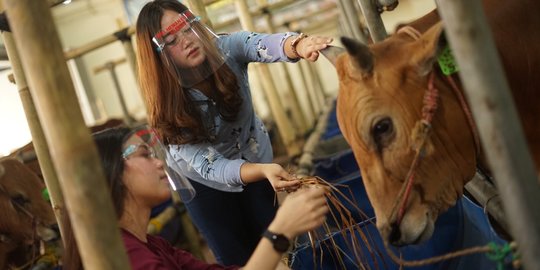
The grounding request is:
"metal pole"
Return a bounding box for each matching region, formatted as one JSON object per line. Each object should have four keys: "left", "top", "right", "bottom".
{"left": 94, "top": 59, "right": 137, "bottom": 126}
{"left": 337, "top": 0, "right": 367, "bottom": 42}
{"left": 2, "top": 0, "right": 131, "bottom": 269}
{"left": 336, "top": 0, "right": 354, "bottom": 38}
{"left": 105, "top": 62, "right": 137, "bottom": 126}
{"left": 465, "top": 172, "right": 508, "bottom": 232}
{"left": 234, "top": 0, "right": 301, "bottom": 156}
{"left": 115, "top": 28, "right": 139, "bottom": 82}
{"left": 1, "top": 31, "right": 67, "bottom": 240}
{"left": 356, "top": 0, "right": 387, "bottom": 42}
{"left": 436, "top": 1, "right": 540, "bottom": 269}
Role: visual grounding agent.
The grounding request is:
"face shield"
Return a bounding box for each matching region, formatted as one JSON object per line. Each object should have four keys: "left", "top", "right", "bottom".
{"left": 152, "top": 10, "right": 225, "bottom": 87}
{"left": 122, "top": 125, "right": 196, "bottom": 202}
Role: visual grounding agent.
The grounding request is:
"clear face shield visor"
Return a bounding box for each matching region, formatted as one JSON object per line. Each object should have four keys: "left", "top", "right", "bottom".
{"left": 122, "top": 125, "right": 196, "bottom": 202}
{"left": 152, "top": 10, "right": 225, "bottom": 87}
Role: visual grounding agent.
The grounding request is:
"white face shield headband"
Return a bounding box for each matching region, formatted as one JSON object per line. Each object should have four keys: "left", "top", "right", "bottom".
{"left": 152, "top": 10, "right": 225, "bottom": 87}
{"left": 122, "top": 125, "right": 196, "bottom": 202}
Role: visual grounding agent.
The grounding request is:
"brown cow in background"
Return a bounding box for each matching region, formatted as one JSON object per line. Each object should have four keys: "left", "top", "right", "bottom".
{"left": 0, "top": 118, "right": 126, "bottom": 268}
{"left": 0, "top": 158, "right": 57, "bottom": 269}
{"left": 327, "top": 0, "right": 540, "bottom": 246}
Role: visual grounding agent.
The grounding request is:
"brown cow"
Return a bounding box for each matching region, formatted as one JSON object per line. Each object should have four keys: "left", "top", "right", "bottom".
{"left": 327, "top": 0, "right": 540, "bottom": 246}
{"left": 0, "top": 158, "right": 57, "bottom": 269}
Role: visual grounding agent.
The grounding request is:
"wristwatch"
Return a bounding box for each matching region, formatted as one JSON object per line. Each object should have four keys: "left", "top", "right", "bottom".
{"left": 262, "top": 229, "right": 290, "bottom": 253}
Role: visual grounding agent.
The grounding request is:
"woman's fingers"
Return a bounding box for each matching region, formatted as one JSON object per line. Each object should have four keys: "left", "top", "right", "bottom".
{"left": 275, "top": 179, "right": 301, "bottom": 192}
{"left": 296, "top": 189, "right": 329, "bottom": 230}
{"left": 300, "top": 36, "right": 333, "bottom": 61}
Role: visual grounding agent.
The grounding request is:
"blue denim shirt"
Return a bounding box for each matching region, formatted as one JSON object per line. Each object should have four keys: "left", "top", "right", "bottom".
{"left": 169, "top": 31, "right": 298, "bottom": 192}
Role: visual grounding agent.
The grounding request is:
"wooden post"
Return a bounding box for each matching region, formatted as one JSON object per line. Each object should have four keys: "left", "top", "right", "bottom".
{"left": 436, "top": 1, "right": 540, "bottom": 269}
{"left": 257, "top": 1, "right": 309, "bottom": 134}
{"left": 296, "top": 99, "right": 334, "bottom": 176}
{"left": 234, "top": 0, "right": 301, "bottom": 156}
{"left": 307, "top": 62, "right": 327, "bottom": 111}
{"left": 64, "top": 26, "right": 135, "bottom": 60}
{"left": 1, "top": 31, "right": 67, "bottom": 240}
{"left": 356, "top": 0, "right": 387, "bottom": 42}
{"left": 212, "top": 0, "right": 296, "bottom": 30}
{"left": 2, "top": 0, "right": 131, "bottom": 269}
{"left": 299, "top": 60, "right": 322, "bottom": 115}
{"left": 289, "top": 63, "right": 316, "bottom": 124}
{"left": 185, "top": 0, "right": 214, "bottom": 29}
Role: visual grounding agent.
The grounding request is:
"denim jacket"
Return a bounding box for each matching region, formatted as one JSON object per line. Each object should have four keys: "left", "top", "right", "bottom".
{"left": 169, "top": 31, "right": 299, "bottom": 192}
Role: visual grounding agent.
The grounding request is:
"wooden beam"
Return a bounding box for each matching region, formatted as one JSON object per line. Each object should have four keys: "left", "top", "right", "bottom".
{"left": 2, "top": 30, "right": 67, "bottom": 241}
{"left": 436, "top": 1, "right": 540, "bottom": 269}
{"left": 2, "top": 0, "right": 131, "bottom": 269}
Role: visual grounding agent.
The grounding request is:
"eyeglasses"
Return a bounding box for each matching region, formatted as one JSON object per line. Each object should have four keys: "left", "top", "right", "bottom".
{"left": 122, "top": 143, "right": 156, "bottom": 160}
{"left": 152, "top": 11, "right": 200, "bottom": 52}
{"left": 165, "top": 27, "right": 195, "bottom": 47}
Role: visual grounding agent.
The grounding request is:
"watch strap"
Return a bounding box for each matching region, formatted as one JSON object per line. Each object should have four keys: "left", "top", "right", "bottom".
{"left": 262, "top": 229, "right": 290, "bottom": 253}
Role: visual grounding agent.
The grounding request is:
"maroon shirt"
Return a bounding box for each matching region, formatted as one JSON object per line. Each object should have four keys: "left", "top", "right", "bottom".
{"left": 121, "top": 229, "right": 240, "bottom": 270}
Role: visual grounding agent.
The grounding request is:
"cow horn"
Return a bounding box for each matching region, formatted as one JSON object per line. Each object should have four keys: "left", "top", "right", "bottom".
{"left": 320, "top": 45, "right": 345, "bottom": 67}
{"left": 341, "top": 37, "right": 374, "bottom": 74}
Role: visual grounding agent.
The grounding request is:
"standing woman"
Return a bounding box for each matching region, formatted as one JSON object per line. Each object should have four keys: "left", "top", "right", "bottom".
{"left": 135, "top": 0, "right": 333, "bottom": 265}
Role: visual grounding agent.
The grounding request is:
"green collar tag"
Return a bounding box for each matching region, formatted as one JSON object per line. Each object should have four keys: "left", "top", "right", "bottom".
{"left": 437, "top": 46, "right": 459, "bottom": 76}
{"left": 42, "top": 187, "right": 50, "bottom": 202}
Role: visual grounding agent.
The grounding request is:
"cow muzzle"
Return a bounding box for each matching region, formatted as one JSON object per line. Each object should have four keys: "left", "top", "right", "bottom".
{"left": 380, "top": 208, "right": 435, "bottom": 246}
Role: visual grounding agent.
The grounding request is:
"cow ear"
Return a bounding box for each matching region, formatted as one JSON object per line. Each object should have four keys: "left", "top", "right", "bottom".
{"left": 340, "top": 37, "right": 374, "bottom": 75}
{"left": 320, "top": 46, "right": 346, "bottom": 67}
{"left": 411, "top": 22, "right": 446, "bottom": 75}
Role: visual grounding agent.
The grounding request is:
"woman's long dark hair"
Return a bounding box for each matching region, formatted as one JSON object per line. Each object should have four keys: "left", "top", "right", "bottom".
{"left": 136, "top": 0, "right": 242, "bottom": 145}
{"left": 61, "top": 127, "right": 131, "bottom": 270}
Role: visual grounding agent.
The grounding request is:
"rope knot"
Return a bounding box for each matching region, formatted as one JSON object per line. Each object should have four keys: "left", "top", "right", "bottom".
{"left": 411, "top": 121, "right": 432, "bottom": 153}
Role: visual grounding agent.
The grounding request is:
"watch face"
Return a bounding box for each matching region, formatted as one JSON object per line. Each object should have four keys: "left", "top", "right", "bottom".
{"left": 272, "top": 234, "right": 290, "bottom": 252}
{"left": 264, "top": 230, "right": 291, "bottom": 252}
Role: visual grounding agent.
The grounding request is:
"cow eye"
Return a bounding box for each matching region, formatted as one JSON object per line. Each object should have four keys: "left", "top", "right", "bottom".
{"left": 372, "top": 117, "right": 394, "bottom": 150}
{"left": 11, "top": 194, "right": 29, "bottom": 206}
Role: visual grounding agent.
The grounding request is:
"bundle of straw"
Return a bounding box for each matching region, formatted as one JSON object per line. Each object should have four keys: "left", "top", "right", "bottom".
{"left": 282, "top": 175, "right": 387, "bottom": 270}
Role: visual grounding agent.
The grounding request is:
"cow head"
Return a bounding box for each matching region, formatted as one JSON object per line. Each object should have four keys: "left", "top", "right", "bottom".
{"left": 0, "top": 158, "right": 56, "bottom": 268}
{"left": 329, "top": 22, "right": 477, "bottom": 246}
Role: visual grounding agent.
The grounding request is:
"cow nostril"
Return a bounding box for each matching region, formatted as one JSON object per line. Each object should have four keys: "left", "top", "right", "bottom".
{"left": 388, "top": 222, "right": 401, "bottom": 245}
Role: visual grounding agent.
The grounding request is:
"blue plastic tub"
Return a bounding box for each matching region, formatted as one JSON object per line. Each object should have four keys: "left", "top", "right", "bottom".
{"left": 293, "top": 150, "right": 510, "bottom": 270}
{"left": 290, "top": 195, "right": 509, "bottom": 270}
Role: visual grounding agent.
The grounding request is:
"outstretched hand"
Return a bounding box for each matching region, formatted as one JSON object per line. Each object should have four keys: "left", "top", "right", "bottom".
{"left": 298, "top": 35, "right": 334, "bottom": 62}
{"left": 268, "top": 187, "right": 329, "bottom": 239}
{"left": 260, "top": 163, "right": 301, "bottom": 192}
